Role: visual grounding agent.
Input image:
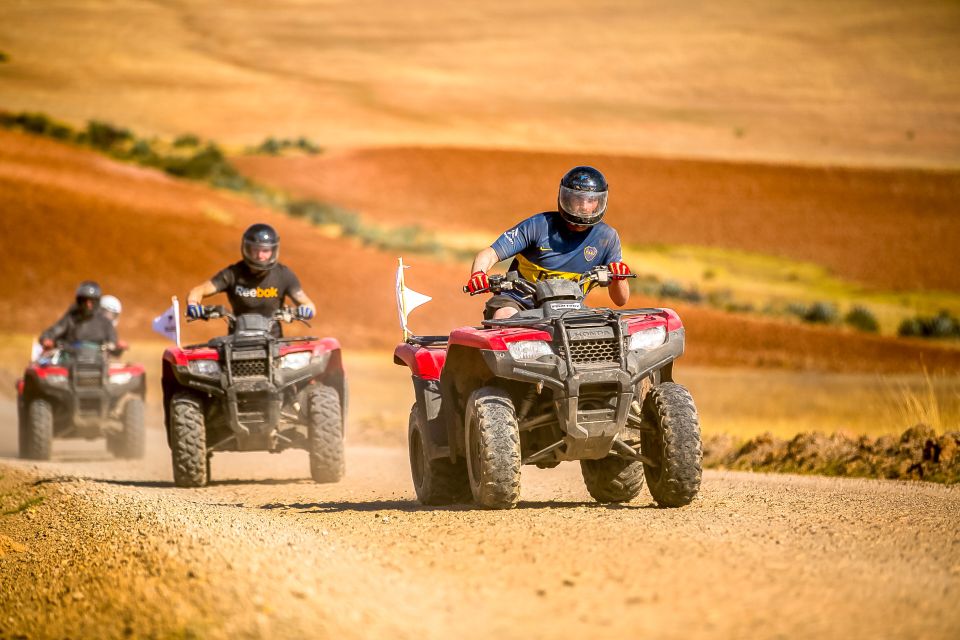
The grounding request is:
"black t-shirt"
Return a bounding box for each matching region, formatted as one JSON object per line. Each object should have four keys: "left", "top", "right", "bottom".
{"left": 210, "top": 261, "right": 302, "bottom": 318}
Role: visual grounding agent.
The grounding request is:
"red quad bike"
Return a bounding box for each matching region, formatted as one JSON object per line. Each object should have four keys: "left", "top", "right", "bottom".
{"left": 16, "top": 342, "right": 146, "bottom": 460}
{"left": 161, "top": 306, "right": 346, "bottom": 487}
{"left": 394, "top": 267, "right": 702, "bottom": 509}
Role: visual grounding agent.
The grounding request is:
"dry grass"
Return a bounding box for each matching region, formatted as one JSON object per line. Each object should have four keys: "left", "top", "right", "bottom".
{"left": 1, "top": 0, "right": 958, "bottom": 166}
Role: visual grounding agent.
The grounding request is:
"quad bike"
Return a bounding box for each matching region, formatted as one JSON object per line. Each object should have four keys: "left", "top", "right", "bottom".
{"left": 16, "top": 342, "right": 146, "bottom": 460}
{"left": 161, "top": 306, "right": 346, "bottom": 487}
{"left": 394, "top": 267, "right": 702, "bottom": 509}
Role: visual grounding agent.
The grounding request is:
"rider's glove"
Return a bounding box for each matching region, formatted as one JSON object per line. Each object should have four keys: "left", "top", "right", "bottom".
{"left": 298, "top": 305, "right": 314, "bottom": 320}
{"left": 608, "top": 262, "right": 631, "bottom": 280}
{"left": 186, "top": 303, "right": 205, "bottom": 319}
{"left": 40, "top": 338, "right": 55, "bottom": 350}
{"left": 466, "top": 271, "right": 490, "bottom": 294}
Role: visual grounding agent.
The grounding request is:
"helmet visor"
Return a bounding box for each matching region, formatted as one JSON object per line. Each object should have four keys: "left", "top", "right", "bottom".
{"left": 559, "top": 186, "right": 607, "bottom": 225}
{"left": 242, "top": 240, "right": 279, "bottom": 270}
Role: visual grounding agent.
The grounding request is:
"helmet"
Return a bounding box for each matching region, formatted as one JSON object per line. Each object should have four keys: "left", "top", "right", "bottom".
{"left": 101, "top": 295, "right": 122, "bottom": 315}
{"left": 558, "top": 166, "right": 608, "bottom": 227}
{"left": 75, "top": 280, "right": 102, "bottom": 304}
{"left": 75, "top": 280, "right": 102, "bottom": 317}
{"left": 241, "top": 223, "right": 280, "bottom": 272}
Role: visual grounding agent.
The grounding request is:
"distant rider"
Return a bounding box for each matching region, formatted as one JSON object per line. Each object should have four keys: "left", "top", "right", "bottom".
{"left": 101, "top": 294, "right": 122, "bottom": 327}
{"left": 466, "top": 166, "right": 632, "bottom": 319}
{"left": 185, "top": 223, "right": 317, "bottom": 334}
{"left": 39, "top": 281, "right": 118, "bottom": 352}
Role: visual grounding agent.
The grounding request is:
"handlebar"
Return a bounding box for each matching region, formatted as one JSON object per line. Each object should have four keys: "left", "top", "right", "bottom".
{"left": 186, "top": 305, "right": 311, "bottom": 326}
{"left": 463, "top": 266, "right": 636, "bottom": 296}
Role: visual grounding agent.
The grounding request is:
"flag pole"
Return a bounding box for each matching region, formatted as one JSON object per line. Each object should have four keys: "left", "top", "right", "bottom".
{"left": 398, "top": 257, "right": 410, "bottom": 341}
{"left": 172, "top": 296, "right": 181, "bottom": 348}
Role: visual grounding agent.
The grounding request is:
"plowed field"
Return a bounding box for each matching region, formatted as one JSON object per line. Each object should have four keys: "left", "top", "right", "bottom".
{"left": 2, "top": 129, "right": 960, "bottom": 374}
{"left": 236, "top": 148, "right": 960, "bottom": 293}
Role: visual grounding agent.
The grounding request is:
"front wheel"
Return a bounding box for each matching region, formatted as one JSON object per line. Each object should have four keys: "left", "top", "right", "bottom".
{"left": 307, "top": 384, "right": 345, "bottom": 483}
{"left": 465, "top": 387, "right": 521, "bottom": 509}
{"left": 640, "top": 383, "right": 702, "bottom": 507}
{"left": 409, "top": 404, "right": 469, "bottom": 505}
{"left": 21, "top": 398, "right": 53, "bottom": 460}
{"left": 170, "top": 393, "right": 208, "bottom": 488}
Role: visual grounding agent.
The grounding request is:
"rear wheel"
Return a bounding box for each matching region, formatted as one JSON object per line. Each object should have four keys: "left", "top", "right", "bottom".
{"left": 465, "top": 387, "right": 521, "bottom": 509}
{"left": 640, "top": 383, "right": 702, "bottom": 507}
{"left": 409, "top": 404, "right": 469, "bottom": 505}
{"left": 580, "top": 455, "right": 645, "bottom": 503}
{"left": 170, "top": 393, "right": 207, "bottom": 488}
{"left": 307, "top": 384, "right": 345, "bottom": 483}
{"left": 22, "top": 398, "right": 53, "bottom": 460}
{"left": 111, "top": 397, "right": 145, "bottom": 459}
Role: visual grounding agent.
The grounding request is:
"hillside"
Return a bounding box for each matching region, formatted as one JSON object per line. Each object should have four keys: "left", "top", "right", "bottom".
{"left": 1, "top": 0, "right": 958, "bottom": 166}
{"left": 2, "top": 129, "right": 960, "bottom": 374}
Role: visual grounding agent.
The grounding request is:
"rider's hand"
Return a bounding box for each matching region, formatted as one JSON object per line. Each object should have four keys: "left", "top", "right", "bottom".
{"left": 186, "top": 303, "right": 205, "bottom": 319}
{"left": 115, "top": 339, "right": 129, "bottom": 352}
{"left": 40, "top": 338, "right": 55, "bottom": 350}
{"left": 466, "top": 271, "right": 490, "bottom": 294}
{"left": 608, "top": 262, "right": 632, "bottom": 280}
{"left": 298, "top": 305, "right": 315, "bottom": 320}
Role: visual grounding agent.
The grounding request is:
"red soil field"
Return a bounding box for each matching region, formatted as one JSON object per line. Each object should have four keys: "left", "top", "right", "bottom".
{"left": 236, "top": 148, "right": 960, "bottom": 293}
{"left": 2, "top": 129, "right": 959, "bottom": 374}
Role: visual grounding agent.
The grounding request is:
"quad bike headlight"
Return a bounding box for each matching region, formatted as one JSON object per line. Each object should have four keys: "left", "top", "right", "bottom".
{"left": 188, "top": 360, "right": 221, "bottom": 377}
{"left": 280, "top": 351, "right": 313, "bottom": 370}
{"left": 629, "top": 326, "right": 667, "bottom": 351}
{"left": 45, "top": 374, "right": 68, "bottom": 385}
{"left": 507, "top": 340, "right": 554, "bottom": 360}
{"left": 109, "top": 372, "right": 133, "bottom": 385}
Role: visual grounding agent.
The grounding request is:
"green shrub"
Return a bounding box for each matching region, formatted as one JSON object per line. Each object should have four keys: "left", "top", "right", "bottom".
{"left": 844, "top": 305, "right": 879, "bottom": 333}
{"left": 173, "top": 133, "right": 200, "bottom": 148}
{"left": 801, "top": 301, "right": 838, "bottom": 324}
{"left": 0, "top": 112, "right": 75, "bottom": 140}
{"left": 0, "top": 51, "right": 9, "bottom": 63}
{"left": 898, "top": 311, "right": 960, "bottom": 339}
{"left": 85, "top": 120, "right": 132, "bottom": 150}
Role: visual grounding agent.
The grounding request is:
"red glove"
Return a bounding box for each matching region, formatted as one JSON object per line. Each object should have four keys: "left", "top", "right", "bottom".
{"left": 41, "top": 338, "right": 55, "bottom": 350}
{"left": 116, "top": 340, "right": 129, "bottom": 352}
{"left": 608, "top": 262, "right": 631, "bottom": 279}
{"left": 466, "top": 271, "right": 490, "bottom": 294}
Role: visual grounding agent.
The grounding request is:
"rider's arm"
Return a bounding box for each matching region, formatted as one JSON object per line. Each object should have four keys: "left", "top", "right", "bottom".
{"left": 39, "top": 310, "right": 71, "bottom": 345}
{"left": 470, "top": 246, "right": 501, "bottom": 275}
{"left": 609, "top": 279, "right": 629, "bottom": 307}
{"left": 186, "top": 280, "right": 219, "bottom": 306}
{"left": 290, "top": 289, "right": 316, "bottom": 315}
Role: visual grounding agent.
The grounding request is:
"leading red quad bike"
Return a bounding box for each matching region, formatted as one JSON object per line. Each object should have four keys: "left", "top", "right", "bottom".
{"left": 16, "top": 342, "right": 146, "bottom": 460}
{"left": 395, "top": 267, "right": 702, "bottom": 509}
{"left": 161, "top": 306, "right": 346, "bottom": 487}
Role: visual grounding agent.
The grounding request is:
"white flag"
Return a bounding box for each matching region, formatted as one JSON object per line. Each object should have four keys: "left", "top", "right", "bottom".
{"left": 395, "top": 258, "right": 432, "bottom": 339}
{"left": 152, "top": 296, "right": 181, "bottom": 347}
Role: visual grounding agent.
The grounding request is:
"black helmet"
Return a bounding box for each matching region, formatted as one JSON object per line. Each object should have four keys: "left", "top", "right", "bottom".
{"left": 558, "top": 166, "right": 608, "bottom": 227}
{"left": 75, "top": 280, "right": 102, "bottom": 317}
{"left": 75, "top": 280, "right": 102, "bottom": 303}
{"left": 241, "top": 223, "right": 280, "bottom": 272}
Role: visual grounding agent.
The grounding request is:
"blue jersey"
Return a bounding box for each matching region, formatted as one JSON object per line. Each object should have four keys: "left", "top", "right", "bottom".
{"left": 491, "top": 212, "right": 622, "bottom": 280}
{"left": 490, "top": 212, "right": 622, "bottom": 305}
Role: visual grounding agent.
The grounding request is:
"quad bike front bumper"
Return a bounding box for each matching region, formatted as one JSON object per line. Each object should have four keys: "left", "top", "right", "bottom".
{"left": 479, "top": 328, "right": 685, "bottom": 460}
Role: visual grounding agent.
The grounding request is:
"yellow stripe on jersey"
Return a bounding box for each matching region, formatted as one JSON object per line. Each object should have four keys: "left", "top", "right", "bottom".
{"left": 514, "top": 255, "right": 599, "bottom": 292}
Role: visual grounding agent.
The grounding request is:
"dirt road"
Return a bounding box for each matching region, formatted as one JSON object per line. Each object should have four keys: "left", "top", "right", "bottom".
{"left": 1, "top": 406, "right": 958, "bottom": 639}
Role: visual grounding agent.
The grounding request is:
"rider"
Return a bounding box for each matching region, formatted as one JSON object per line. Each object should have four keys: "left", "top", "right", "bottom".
{"left": 39, "top": 281, "right": 118, "bottom": 351}
{"left": 466, "top": 166, "right": 632, "bottom": 319}
{"left": 185, "top": 223, "right": 317, "bottom": 334}
{"left": 100, "top": 295, "right": 122, "bottom": 328}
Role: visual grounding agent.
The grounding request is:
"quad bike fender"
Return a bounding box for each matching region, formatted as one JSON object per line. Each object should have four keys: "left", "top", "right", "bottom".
{"left": 393, "top": 343, "right": 446, "bottom": 380}
{"left": 448, "top": 326, "right": 551, "bottom": 351}
{"left": 410, "top": 375, "right": 450, "bottom": 460}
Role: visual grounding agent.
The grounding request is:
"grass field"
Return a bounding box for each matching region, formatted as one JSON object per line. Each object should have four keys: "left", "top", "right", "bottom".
{"left": 1, "top": 0, "right": 958, "bottom": 166}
